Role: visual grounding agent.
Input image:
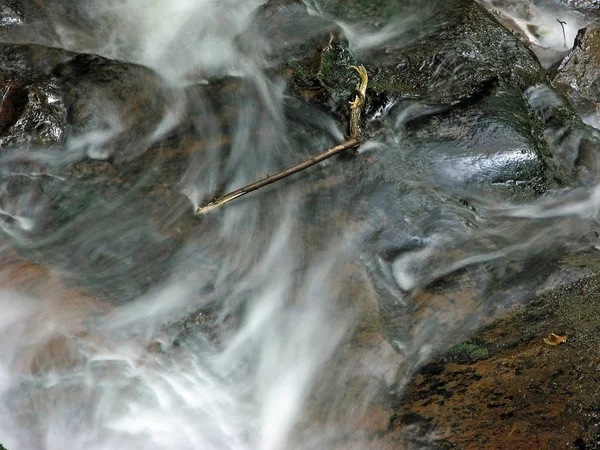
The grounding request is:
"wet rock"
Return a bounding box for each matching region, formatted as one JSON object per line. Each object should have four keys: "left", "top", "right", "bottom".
{"left": 3, "top": 2, "right": 600, "bottom": 447}
{"left": 0, "top": 44, "right": 73, "bottom": 147}
{"left": 485, "top": 0, "right": 537, "bottom": 20}
{"left": 306, "top": 0, "right": 416, "bottom": 24}
{"left": 477, "top": 0, "right": 594, "bottom": 66}
{"left": 0, "top": 0, "right": 594, "bottom": 336}
{"left": 391, "top": 253, "right": 600, "bottom": 448}
{"left": 484, "top": 0, "right": 599, "bottom": 39}
{"left": 0, "top": 43, "right": 188, "bottom": 301}
{"left": 556, "top": 0, "right": 600, "bottom": 16}
{"left": 0, "top": 1, "right": 131, "bottom": 58}
{"left": 241, "top": 0, "right": 336, "bottom": 66}
{"left": 0, "top": 1, "right": 23, "bottom": 28}
{"left": 0, "top": 41, "right": 304, "bottom": 304}
{"left": 53, "top": 53, "right": 178, "bottom": 161}
{"left": 0, "top": 44, "right": 177, "bottom": 159}
{"left": 553, "top": 27, "right": 600, "bottom": 128}
{"left": 235, "top": 11, "right": 600, "bottom": 445}
{"left": 274, "top": 0, "right": 573, "bottom": 196}
{"left": 0, "top": 44, "right": 187, "bottom": 302}
{"left": 241, "top": 2, "right": 600, "bottom": 365}
{"left": 360, "top": 0, "right": 544, "bottom": 103}
{"left": 0, "top": 253, "right": 113, "bottom": 375}
{"left": 0, "top": 0, "right": 59, "bottom": 46}
{"left": 0, "top": 80, "right": 67, "bottom": 147}
{"left": 395, "top": 93, "right": 561, "bottom": 198}
{"left": 0, "top": 43, "right": 74, "bottom": 80}
{"left": 524, "top": 83, "right": 600, "bottom": 183}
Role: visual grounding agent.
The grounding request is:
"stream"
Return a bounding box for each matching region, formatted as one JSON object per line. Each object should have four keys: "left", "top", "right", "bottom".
{"left": 0, "top": 0, "right": 600, "bottom": 448}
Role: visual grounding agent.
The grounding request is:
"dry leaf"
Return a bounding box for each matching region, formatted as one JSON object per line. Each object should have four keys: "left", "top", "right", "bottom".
{"left": 543, "top": 333, "right": 568, "bottom": 346}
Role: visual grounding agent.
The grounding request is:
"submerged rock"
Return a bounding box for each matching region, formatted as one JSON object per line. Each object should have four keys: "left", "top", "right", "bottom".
{"left": 2, "top": 2, "right": 600, "bottom": 446}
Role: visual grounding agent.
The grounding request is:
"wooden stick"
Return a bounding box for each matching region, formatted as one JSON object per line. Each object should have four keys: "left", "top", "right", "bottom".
{"left": 195, "top": 138, "right": 359, "bottom": 214}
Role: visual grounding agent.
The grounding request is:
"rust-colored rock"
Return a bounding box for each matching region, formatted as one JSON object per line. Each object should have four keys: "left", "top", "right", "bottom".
{"left": 389, "top": 255, "right": 600, "bottom": 449}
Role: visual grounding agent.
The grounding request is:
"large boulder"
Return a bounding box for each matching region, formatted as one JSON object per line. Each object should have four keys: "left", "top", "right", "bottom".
{"left": 255, "top": 0, "right": 593, "bottom": 197}
{"left": 0, "top": 43, "right": 186, "bottom": 302}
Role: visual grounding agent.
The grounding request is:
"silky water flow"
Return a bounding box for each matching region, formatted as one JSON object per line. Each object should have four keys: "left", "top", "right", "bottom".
{"left": 0, "top": 0, "right": 597, "bottom": 449}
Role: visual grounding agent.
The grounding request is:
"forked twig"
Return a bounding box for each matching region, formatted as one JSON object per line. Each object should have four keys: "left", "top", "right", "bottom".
{"left": 195, "top": 65, "right": 368, "bottom": 215}
{"left": 557, "top": 19, "right": 567, "bottom": 48}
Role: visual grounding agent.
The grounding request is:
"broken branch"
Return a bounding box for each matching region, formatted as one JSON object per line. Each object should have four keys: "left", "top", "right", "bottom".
{"left": 195, "top": 138, "right": 359, "bottom": 214}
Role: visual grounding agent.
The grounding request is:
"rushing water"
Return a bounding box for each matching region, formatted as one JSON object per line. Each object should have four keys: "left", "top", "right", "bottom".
{"left": 0, "top": 1, "right": 599, "bottom": 449}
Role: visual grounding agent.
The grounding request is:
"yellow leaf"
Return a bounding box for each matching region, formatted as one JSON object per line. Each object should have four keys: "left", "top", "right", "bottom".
{"left": 543, "top": 333, "right": 568, "bottom": 346}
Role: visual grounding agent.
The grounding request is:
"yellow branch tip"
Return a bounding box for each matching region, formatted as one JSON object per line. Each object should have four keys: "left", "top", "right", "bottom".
{"left": 348, "top": 65, "right": 368, "bottom": 109}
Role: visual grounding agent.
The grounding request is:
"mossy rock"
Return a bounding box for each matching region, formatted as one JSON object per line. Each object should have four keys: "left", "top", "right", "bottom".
{"left": 448, "top": 342, "right": 490, "bottom": 362}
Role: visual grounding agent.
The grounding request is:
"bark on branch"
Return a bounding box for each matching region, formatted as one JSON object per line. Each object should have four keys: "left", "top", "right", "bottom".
{"left": 196, "top": 139, "right": 359, "bottom": 214}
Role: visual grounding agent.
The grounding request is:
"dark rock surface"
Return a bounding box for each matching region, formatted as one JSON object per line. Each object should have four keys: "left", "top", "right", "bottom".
{"left": 556, "top": 0, "right": 600, "bottom": 15}
{"left": 0, "top": 44, "right": 176, "bottom": 158}
{"left": 0, "top": 44, "right": 73, "bottom": 147}
{"left": 53, "top": 53, "right": 178, "bottom": 161}
{"left": 0, "top": 0, "right": 133, "bottom": 58}
{"left": 0, "top": 0, "right": 58, "bottom": 47}
{"left": 554, "top": 27, "right": 600, "bottom": 128}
